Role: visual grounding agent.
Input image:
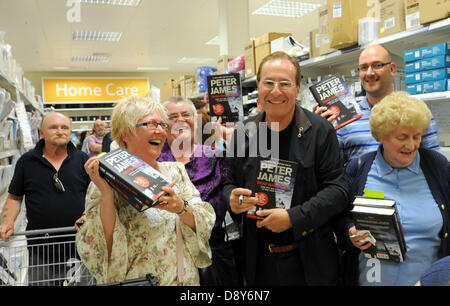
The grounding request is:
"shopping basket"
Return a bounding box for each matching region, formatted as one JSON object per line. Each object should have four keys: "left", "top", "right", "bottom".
{"left": 0, "top": 226, "right": 96, "bottom": 286}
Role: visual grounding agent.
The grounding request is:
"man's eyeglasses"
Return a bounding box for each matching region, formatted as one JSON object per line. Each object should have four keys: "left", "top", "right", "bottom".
{"left": 135, "top": 120, "right": 169, "bottom": 130}
{"left": 358, "top": 62, "right": 391, "bottom": 72}
{"left": 167, "top": 112, "right": 193, "bottom": 121}
{"left": 261, "top": 80, "right": 296, "bottom": 90}
{"left": 53, "top": 172, "right": 65, "bottom": 193}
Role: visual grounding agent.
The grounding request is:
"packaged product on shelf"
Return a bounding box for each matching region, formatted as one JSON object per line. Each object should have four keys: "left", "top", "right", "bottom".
{"left": 405, "top": 0, "right": 421, "bottom": 30}
{"left": 404, "top": 47, "right": 422, "bottom": 63}
{"left": 254, "top": 32, "right": 291, "bottom": 71}
{"left": 217, "top": 55, "right": 235, "bottom": 74}
{"left": 227, "top": 55, "right": 245, "bottom": 73}
{"left": 422, "top": 79, "right": 448, "bottom": 93}
{"left": 379, "top": 0, "right": 406, "bottom": 38}
{"left": 358, "top": 17, "right": 380, "bottom": 46}
{"left": 418, "top": 0, "right": 450, "bottom": 25}
{"left": 421, "top": 43, "right": 450, "bottom": 59}
{"left": 318, "top": 7, "right": 337, "bottom": 56}
{"left": 244, "top": 40, "right": 256, "bottom": 78}
{"left": 196, "top": 66, "right": 218, "bottom": 93}
{"left": 420, "top": 55, "right": 450, "bottom": 71}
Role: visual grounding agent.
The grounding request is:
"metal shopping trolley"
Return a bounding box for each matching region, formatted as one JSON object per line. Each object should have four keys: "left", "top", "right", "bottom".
{"left": 0, "top": 226, "right": 96, "bottom": 286}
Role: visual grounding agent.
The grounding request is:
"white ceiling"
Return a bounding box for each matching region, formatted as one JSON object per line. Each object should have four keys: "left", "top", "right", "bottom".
{"left": 0, "top": 0, "right": 325, "bottom": 73}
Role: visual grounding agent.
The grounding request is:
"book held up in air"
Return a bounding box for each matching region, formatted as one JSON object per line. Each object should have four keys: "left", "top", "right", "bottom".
{"left": 309, "top": 74, "right": 363, "bottom": 130}
{"left": 247, "top": 157, "right": 298, "bottom": 220}
{"left": 97, "top": 148, "right": 175, "bottom": 212}
{"left": 207, "top": 73, "right": 243, "bottom": 123}
{"left": 350, "top": 196, "right": 406, "bottom": 262}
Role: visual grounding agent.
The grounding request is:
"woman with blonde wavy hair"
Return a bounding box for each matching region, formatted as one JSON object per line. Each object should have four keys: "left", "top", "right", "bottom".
{"left": 76, "top": 95, "right": 215, "bottom": 285}
{"left": 340, "top": 91, "right": 450, "bottom": 286}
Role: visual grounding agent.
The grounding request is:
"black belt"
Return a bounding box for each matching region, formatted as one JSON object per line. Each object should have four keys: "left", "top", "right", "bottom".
{"left": 264, "top": 242, "right": 299, "bottom": 253}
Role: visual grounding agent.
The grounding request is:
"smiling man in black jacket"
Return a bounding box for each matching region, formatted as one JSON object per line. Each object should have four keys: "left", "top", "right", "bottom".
{"left": 222, "top": 51, "right": 349, "bottom": 286}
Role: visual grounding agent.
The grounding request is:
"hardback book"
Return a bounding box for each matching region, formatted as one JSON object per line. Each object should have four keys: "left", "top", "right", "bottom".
{"left": 98, "top": 148, "right": 175, "bottom": 212}
{"left": 247, "top": 157, "right": 298, "bottom": 220}
{"left": 350, "top": 197, "right": 406, "bottom": 262}
{"left": 309, "top": 74, "right": 363, "bottom": 130}
{"left": 207, "top": 73, "right": 243, "bottom": 123}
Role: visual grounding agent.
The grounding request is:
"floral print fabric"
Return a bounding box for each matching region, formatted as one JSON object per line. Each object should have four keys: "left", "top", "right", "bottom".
{"left": 76, "top": 161, "right": 215, "bottom": 285}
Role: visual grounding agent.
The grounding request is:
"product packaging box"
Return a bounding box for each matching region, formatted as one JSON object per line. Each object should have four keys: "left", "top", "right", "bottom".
{"left": 421, "top": 43, "right": 450, "bottom": 59}
{"left": 379, "top": 0, "right": 406, "bottom": 38}
{"left": 217, "top": 55, "right": 236, "bottom": 74}
{"left": 405, "top": 60, "right": 422, "bottom": 73}
{"left": 422, "top": 79, "right": 448, "bottom": 93}
{"left": 421, "top": 68, "right": 450, "bottom": 82}
{"left": 418, "top": 0, "right": 450, "bottom": 25}
{"left": 406, "top": 83, "right": 423, "bottom": 95}
{"left": 179, "top": 75, "right": 196, "bottom": 98}
{"left": 420, "top": 55, "right": 450, "bottom": 71}
{"left": 309, "top": 29, "right": 321, "bottom": 58}
{"left": 254, "top": 32, "right": 291, "bottom": 72}
{"left": 327, "top": 0, "right": 374, "bottom": 49}
{"left": 161, "top": 79, "right": 178, "bottom": 102}
{"left": 405, "top": 72, "right": 422, "bottom": 84}
{"left": 404, "top": 47, "right": 422, "bottom": 63}
{"left": 405, "top": 0, "right": 421, "bottom": 30}
{"left": 318, "top": 6, "right": 338, "bottom": 56}
{"left": 244, "top": 40, "right": 256, "bottom": 78}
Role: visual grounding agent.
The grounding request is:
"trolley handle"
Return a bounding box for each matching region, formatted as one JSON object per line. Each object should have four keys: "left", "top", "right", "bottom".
{"left": 11, "top": 226, "right": 77, "bottom": 237}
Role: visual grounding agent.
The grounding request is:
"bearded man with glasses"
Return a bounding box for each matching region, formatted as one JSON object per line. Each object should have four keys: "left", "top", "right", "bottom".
{"left": 313, "top": 44, "right": 440, "bottom": 162}
{"left": 0, "top": 112, "right": 90, "bottom": 285}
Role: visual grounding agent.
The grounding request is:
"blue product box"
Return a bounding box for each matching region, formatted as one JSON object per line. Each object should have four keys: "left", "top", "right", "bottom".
{"left": 405, "top": 72, "right": 422, "bottom": 84}
{"left": 421, "top": 43, "right": 450, "bottom": 59}
{"left": 406, "top": 83, "right": 423, "bottom": 95}
{"left": 420, "top": 55, "right": 450, "bottom": 71}
{"left": 405, "top": 60, "right": 421, "bottom": 73}
{"left": 422, "top": 79, "right": 447, "bottom": 93}
{"left": 404, "top": 48, "right": 421, "bottom": 63}
{"left": 421, "top": 68, "right": 450, "bottom": 82}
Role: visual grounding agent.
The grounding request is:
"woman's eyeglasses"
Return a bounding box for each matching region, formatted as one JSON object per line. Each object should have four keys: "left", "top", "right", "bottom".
{"left": 53, "top": 172, "right": 65, "bottom": 193}
{"left": 135, "top": 121, "right": 169, "bottom": 130}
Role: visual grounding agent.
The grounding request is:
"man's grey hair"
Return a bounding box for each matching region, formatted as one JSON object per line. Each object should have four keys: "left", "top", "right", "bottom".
{"left": 162, "top": 96, "right": 197, "bottom": 119}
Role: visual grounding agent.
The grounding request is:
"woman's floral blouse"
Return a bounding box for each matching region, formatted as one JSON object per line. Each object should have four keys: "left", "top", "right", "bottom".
{"left": 76, "top": 161, "right": 215, "bottom": 285}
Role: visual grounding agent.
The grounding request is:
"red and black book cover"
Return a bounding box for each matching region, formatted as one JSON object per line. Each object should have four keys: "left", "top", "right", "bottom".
{"left": 309, "top": 74, "right": 363, "bottom": 130}
{"left": 207, "top": 73, "right": 243, "bottom": 123}
{"left": 247, "top": 157, "right": 298, "bottom": 220}
{"left": 98, "top": 148, "right": 175, "bottom": 212}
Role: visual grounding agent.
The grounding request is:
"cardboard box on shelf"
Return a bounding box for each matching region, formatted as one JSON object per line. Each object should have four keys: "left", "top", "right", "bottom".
{"left": 379, "top": 0, "right": 406, "bottom": 38}
{"left": 184, "top": 77, "right": 197, "bottom": 98}
{"left": 318, "top": 6, "right": 337, "bottom": 56}
{"left": 244, "top": 40, "right": 256, "bottom": 78}
{"left": 328, "top": 0, "right": 376, "bottom": 50}
{"left": 405, "top": 0, "right": 421, "bottom": 30}
{"left": 309, "top": 29, "right": 321, "bottom": 58}
{"left": 161, "top": 79, "right": 180, "bottom": 102}
{"left": 217, "top": 55, "right": 235, "bottom": 74}
{"left": 254, "top": 32, "right": 291, "bottom": 72}
{"left": 418, "top": 0, "right": 450, "bottom": 25}
{"left": 179, "top": 75, "right": 195, "bottom": 98}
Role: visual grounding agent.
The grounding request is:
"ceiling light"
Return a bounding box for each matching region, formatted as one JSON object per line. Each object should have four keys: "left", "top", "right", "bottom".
{"left": 136, "top": 67, "right": 169, "bottom": 71}
{"left": 72, "top": 55, "right": 110, "bottom": 63}
{"left": 80, "top": 0, "right": 141, "bottom": 6}
{"left": 252, "top": 0, "right": 322, "bottom": 18}
{"left": 178, "top": 57, "right": 215, "bottom": 64}
{"left": 205, "top": 36, "right": 220, "bottom": 46}
{"left": 73, "top": 30, "right": 122, "bottom": 42}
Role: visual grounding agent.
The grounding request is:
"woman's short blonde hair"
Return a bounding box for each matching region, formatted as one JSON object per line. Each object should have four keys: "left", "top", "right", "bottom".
{"left": 111, "top": 95, "right": 168, "bottom": 148}
{"left": 370, "top": 91, "right": 431, "bottom": 141}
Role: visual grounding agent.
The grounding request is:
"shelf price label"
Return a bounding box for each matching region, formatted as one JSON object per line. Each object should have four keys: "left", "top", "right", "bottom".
{"left": 42, "top": 77, "right": 149, "bottom": 103}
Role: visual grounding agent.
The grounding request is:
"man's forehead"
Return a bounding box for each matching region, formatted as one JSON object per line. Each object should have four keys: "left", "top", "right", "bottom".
{"left": 167, "top": 101, "right": 190, "bottom": 113}
{"left": 261, "top": 59, "right": 296, "bottom": 77}
{"left": 359, "top": 46, "right": 389, "bottom": 63}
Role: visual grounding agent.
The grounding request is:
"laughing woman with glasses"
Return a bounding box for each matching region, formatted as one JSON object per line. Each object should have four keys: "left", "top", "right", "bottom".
{"left": 76, "top": 95, "right": 215, "bottom": 286}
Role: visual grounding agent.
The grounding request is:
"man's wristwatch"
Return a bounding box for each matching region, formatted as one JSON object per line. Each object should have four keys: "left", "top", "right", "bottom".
{"left": 177, "top": 199, "right": 189, "bottom": 216}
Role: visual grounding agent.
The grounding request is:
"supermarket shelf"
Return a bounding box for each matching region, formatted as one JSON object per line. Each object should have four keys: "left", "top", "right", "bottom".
{"left": 0, "top": 149, "right": 19, "bottom": 160}
{"left": 299, "top": 17, "right": 450, "bottom": 72}
{"left": 0, "top": 72, "right": 43, "bottom": 115}
{"left": 413, "top": 91, "right": 450, "bottom": 102}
